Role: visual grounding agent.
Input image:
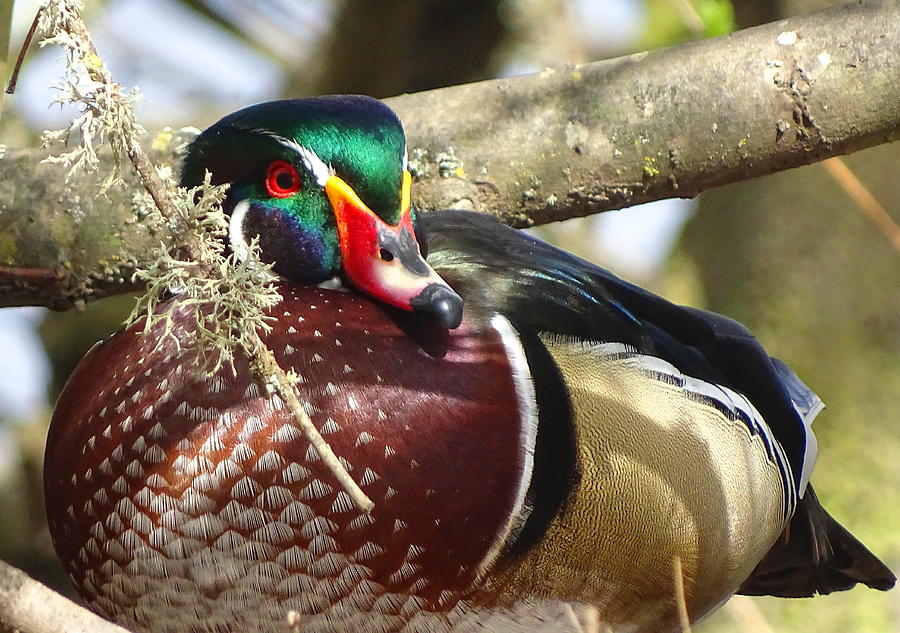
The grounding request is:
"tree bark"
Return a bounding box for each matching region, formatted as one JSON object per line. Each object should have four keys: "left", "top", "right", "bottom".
{"left": 394, "top": 0, "right": 899, "bottom": 226}
{"left": 0, "top": 558, "right": 132, "bottom": 633}
{"left": 1, "top": 0, "right": 898, "bottom": 310}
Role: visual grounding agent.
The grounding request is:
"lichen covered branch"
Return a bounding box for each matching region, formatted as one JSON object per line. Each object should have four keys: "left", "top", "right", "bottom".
{"left": 34, "top": 0, "right": 373, "bottom": 514}
{"left": 390, "top": 0, "right": 900, "bottom": 227}
{"left": 1, "top": 1, "right": 898, "bottom": 309}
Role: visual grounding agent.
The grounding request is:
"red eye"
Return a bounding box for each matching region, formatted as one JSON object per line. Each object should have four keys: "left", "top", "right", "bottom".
{"left": 265, "top": 160, "right": 302, "bottom": 198}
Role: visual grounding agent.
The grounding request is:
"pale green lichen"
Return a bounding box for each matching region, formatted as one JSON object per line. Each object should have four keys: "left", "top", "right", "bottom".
{"left": 127, "top": 170, "right": 281, "bottom": 376}
{"left": 407, "top": 147, "right": 430, "bottom": 179}
{"left": 38, "top": 0, "right": 370, "bottom": 511}
{"left": 643, "top": 156, "right": 660, "bottom": 178}
{"left": 39, "top": 0, "right": 281, "bottom": 377}
{"left": 38, "top": 0, "right": 144, "bottom": 190}
{"left": 436, "top": 146, "right": 464, "bottom": 178}
{"left": 150, "top": 126, "right": 201, "bottom": 156}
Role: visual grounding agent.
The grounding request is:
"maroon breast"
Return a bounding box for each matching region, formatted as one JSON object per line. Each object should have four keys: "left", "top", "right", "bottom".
{"left": 44, "top": 284, "right": 527, "bottom": 632}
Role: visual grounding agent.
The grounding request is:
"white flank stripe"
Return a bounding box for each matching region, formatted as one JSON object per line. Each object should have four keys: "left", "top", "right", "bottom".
{"left": 474, "top": 314, "right": 538, "bottom": 579}
{"left": 584, "top": 340, "right": 798, "bottom": 521}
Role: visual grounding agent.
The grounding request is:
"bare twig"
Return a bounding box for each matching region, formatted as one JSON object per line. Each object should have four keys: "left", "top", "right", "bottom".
{"left": 252, "top": 348, "right": 374, "bottom": 513}
{"left": 36, "top": 0, "right": 373, "bottom": 512}
{"left": 0, "top": 264, "right": 64, "bottom": 284}
{"left": 0, "top": 558, "right": 133, "bottom": 633}
{"left": 673, "top": 556, "right": 693, "bottom": 633}
{"left": 0, "top": 0, "right": 10, "bottom": 121}
{"left": 560, "top": 603, "right": 602, "bottom": 633}
{"left": 667, "top": 0, "right": 705, "bottom": 34}
{"left": 6, "top": 6, "right": 44, "bottom": 94}
{"left": 285, "top": 609, "right": 303, "bottom": 632}
{"left": 822, "top": 156, "right": 900, "bottom": 254}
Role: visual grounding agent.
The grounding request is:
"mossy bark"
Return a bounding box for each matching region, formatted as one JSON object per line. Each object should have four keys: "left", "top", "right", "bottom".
{"left": 0, "top": 1, "right": 898, "bottom": 312}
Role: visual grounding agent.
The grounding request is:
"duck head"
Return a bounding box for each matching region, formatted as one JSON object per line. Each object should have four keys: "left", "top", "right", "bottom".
{"left": 181, "top": 95, "right": 463, "bottom": 329}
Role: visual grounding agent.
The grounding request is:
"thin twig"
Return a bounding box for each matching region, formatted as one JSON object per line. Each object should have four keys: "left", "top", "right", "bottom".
{"left": 560, "top": 603, "right": 602, "bottom": 633}
{"left": 252, "top": 340, "right": 374, "bottom": 513}
{"left": 0, "top": 264, "right": 64, "bottom": 284}
{"left": 127, "top": 145, "right": 205, "bottom": 261}
{"left": 0, "top": 558, "right": 132, "bottom": 633}
{"left": 6, "top": 6, "right": 43, "bottom": 94}
{"left": 667, "top": 0, "right": 705, "bottom": 35}
{"left": 41, "top": 1, "right": 373, "bottom": 513}
{"left": 286, "top": 609, "right": 303, "bottom": 633}
{"left": 0, "top": 0, "right": 11, "bottom": 121}
{"left": 673, "top": 556, "right": 693, "bottom": 633}
{"left": 822, "top": 157, "right": 900, "bottom": 254}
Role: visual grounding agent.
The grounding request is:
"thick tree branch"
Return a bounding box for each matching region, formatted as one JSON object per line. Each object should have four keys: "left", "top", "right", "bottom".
{"left": 0, "top": 558, "right": 132, "bottom": 633}
{"left": 0, "top": 0, "right": 898, "bottom": 309}
{"left": 393, "top": 0, "right": 899, "bottom": 226}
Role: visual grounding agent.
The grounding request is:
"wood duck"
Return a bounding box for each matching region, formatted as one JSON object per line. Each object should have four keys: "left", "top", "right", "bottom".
{"left": 44, "top": 96, "right": 895, "bottom": 633}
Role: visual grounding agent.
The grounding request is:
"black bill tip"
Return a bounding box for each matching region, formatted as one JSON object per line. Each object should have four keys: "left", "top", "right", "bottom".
{"left": 410, "top": 283, "right": 464, "bottom": 329}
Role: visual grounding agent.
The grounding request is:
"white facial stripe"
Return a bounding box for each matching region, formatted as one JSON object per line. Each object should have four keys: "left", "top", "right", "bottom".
{"left": 261, "top": 132, "right": 332, "bottom": 187}
{"left": 402, "top": 143, "right": 408, "bottom": 172}
{"left": 229, "top": 199, "right": 251, "bottom": 262}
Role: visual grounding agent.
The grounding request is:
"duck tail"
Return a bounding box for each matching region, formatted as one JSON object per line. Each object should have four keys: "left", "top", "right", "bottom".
{"left": 739, "top": 486, "right": 896, "bottom": 597}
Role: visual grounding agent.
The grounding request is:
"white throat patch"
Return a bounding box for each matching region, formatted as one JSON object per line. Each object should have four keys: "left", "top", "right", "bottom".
{"left": 229, "top": 199, "right": 251, "bottom": 262}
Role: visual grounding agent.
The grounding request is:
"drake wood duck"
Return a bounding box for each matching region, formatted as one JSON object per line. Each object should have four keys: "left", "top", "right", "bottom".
{"left": 45, "top": 96, "right": 895, "bottom": 633}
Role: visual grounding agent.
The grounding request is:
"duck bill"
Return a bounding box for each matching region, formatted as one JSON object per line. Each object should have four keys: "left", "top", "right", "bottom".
{"left": 325, "top": 171, "right": 464, "bottom": 329}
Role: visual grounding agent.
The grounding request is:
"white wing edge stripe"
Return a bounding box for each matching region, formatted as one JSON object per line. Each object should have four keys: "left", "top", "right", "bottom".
{"left": 714, "top": 382, "right": 798, "bottom": 517}
{"left": 587, "top": 341, "right": 802, "bottom": 519}
{"left": 791, "top": 391, "right": 822, "bottom": 498}
{"left": 799, "top": 428, "right": 818, "bottom": 498}
{"left": 473, "top": 314, "right": 539, "bottom": 580}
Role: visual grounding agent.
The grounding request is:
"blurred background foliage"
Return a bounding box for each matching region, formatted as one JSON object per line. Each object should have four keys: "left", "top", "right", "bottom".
{"left": 0, "top": 0, "right": 897, "bottom": 631}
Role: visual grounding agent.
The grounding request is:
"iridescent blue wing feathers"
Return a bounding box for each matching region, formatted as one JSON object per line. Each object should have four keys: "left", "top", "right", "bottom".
{"left": 423, "top": 210, "right": 811, "bottom": 493}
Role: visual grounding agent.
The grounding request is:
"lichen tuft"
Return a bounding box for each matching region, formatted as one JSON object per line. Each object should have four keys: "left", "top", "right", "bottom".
{"left": 127, "top": 170, "right": 281, "bottom": 376}
{"left": 38, "top": 0, "right": 144, "bottom": 190}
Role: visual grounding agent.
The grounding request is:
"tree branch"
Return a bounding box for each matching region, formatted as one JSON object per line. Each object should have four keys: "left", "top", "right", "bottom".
{"left": 0, "top": 558, "right": 132, "bottom": 633}
{"left": 393, "top": 0, "right": 900, "bottom": 226}
{"left": 36, "top": 0, "right": 374, "bottom": 514}
{"left": 1, "top": 0, "right": 897, "bottom": 309}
